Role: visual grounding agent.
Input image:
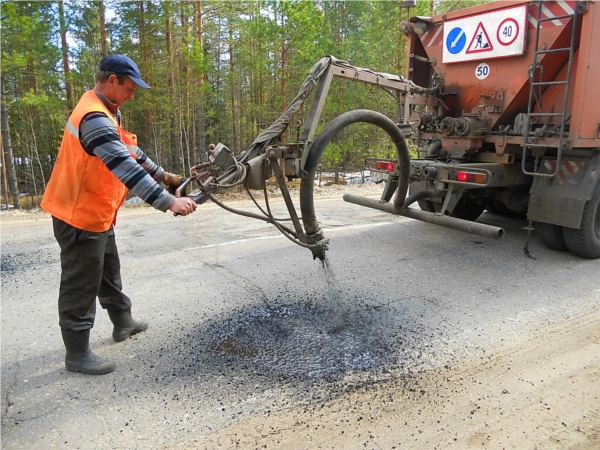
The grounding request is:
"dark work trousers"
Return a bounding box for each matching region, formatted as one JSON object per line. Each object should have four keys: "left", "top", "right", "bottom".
{"left": 52, "top": 217, "right": 132, "bottom": 331}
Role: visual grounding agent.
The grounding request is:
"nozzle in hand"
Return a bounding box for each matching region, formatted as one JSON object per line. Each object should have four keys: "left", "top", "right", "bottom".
{"left": 169, "top": 197, "right": 197, "bottom": 217}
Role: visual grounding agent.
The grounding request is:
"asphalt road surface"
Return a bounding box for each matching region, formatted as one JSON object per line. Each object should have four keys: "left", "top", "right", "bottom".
{"left": 2, "top": 184, "right": 599, "bottom": 449}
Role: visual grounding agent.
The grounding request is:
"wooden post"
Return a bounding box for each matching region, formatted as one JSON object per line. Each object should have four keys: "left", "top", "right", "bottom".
{"left": 1, "top": 139, "right": 9, "bottom": 210}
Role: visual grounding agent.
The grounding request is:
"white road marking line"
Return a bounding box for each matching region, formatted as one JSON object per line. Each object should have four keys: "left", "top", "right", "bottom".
{"left": 322, "top": 222, "right": 393, "bottom": 233}
{"left": 184, "top": 222, "right": 394, "bottom": 251}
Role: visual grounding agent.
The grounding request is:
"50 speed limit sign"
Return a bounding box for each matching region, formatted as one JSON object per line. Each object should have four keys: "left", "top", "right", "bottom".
{"left": 475, "top": 63, "right": 490, "bottom": 80}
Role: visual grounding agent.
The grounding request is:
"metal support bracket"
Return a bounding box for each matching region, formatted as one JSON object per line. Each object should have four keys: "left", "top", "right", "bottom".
{"left": 268, "top": 151, "right": 306, "bottom": 241}
{"left": 437, "top": 183, "right": 454, "bottom": 216}
{"left": 380, "top": 175, "right": 399, "bottom": 203}
{"left": 300, "top": 66, "right": 334, "bottom": 170}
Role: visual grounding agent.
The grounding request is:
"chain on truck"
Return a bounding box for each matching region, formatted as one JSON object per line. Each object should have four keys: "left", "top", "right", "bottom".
{"left": 177, "top": 0, "right": 600, "bottom": 261}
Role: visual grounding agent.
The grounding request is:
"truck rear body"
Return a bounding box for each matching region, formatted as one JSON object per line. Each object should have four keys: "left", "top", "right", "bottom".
{"left": 387, "top": 0, "right": 600, "bottom": 253}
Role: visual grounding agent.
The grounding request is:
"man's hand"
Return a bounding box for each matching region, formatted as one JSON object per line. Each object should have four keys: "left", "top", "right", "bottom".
{"left": 163, "top": 172, "right": 183, "bottom": 195}
{"left": 168, "top": 197, "right": 197, "bottom": 216}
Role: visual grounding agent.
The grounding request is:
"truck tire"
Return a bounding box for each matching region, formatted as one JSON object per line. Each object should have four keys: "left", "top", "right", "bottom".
{"left": 484, "top": 200, "right": 501, "bottom": 215}
{"left": 536, "top": 222, "right": 568, "bottom": 251}
{"left": 451, "top": 196, "right": 485, "bottom": 221}
{"left": 417, "top": 199, "right": 436, "bottom": 212}
{"left": 562, "top": 182, "right": 600, "bottom": 259}
{"left": 489, "top": 200, "right": 527, "bottom": 219}
{"left": 408, "top": 181, "right": 483, "bottom": 220}
{"left": 409, "top": 181, "right": 436, "bottom": 212}
{"left": 430, "top": 196, "right": 485, "bottom": 221}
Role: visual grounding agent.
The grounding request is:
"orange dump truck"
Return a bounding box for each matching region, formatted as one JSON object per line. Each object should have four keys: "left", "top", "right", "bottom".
{"left": 363, "top": 0, "right": 599, "bottom": 258}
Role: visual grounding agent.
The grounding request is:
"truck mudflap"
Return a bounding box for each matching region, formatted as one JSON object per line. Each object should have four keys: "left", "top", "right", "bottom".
{"left": 528, "top": 152, "right": 600, "bottom": 229}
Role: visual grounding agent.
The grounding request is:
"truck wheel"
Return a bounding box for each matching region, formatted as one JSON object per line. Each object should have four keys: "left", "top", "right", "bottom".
{"left": 484, "top": 200, "right": 501, "bottom": 215}
{"left": 409, "top": 181, "right": 436, "bottom": 212}
{"left": 491, "top": 200, "right": 527, "bottom": 219}
{"left": 427, "top": 196, "right": 484, "bottom": 221}
{"left": 451, "top": 198, "right": 485, "bottom": 221}
{"left": 417, "top": 199, "right": 436, "bottom": 212}
{"left": 536, "top": 222, "right": 568, "bottom": 251}
{"left": 562, "top": 182, "right": 600, "bottom": 259}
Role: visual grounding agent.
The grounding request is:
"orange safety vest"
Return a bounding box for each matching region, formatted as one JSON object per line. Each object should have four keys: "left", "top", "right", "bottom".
{"left": 41, "top": 90, "right": 138, "bottom": 232}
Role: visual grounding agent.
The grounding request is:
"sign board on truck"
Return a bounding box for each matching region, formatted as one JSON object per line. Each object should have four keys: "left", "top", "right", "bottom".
{"left": 442, "top": 5, "right": 528, "bottom": 64}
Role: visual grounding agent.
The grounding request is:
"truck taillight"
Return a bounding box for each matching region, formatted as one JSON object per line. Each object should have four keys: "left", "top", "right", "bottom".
{"left": 375, "top": 161, "right": 395, "bottom": 171}
{"left": 457, "top": 171, "right": 486, "bottom": 184}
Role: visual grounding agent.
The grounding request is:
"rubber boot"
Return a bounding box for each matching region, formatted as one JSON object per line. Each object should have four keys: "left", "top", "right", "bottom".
{"left": 107, "top": 309, "right": 149, "bottom": 342}
{"left": 61, "top": 329, "right": 116, "bottom": 375}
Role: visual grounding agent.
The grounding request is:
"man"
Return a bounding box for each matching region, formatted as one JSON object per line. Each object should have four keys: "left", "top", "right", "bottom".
{"left": 41, "top": 54, "right": 197, "bottom": 375}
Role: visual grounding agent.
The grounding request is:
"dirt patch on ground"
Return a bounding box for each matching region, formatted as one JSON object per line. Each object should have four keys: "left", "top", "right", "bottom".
{"left": 189, "top": 310, "right": 600, "bottom": 450}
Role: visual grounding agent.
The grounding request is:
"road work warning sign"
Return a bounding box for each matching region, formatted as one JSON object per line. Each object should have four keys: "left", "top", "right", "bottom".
{"left": 443, "top": 5, "right": 527, "bottom": 63}
{"left": 466, "top": 22, "right": 493, "bottom": 54}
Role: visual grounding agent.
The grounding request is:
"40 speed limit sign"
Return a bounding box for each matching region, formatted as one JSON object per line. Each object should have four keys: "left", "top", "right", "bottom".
{"left": 443, "top": 5, "right": 527, "bottom": 63}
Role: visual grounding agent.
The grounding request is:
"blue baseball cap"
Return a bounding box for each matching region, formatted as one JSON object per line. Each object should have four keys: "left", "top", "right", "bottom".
{"left": 100, "top": 54, "right": 151, "bottom": 89}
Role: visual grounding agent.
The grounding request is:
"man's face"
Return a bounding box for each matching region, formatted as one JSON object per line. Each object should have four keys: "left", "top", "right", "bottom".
{"left": 106, "top": 75, "right": 138, "bottom": 107}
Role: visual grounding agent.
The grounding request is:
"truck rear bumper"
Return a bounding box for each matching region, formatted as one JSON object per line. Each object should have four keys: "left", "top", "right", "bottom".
{"left": 343, "top": 193, "right": 504, "bottom": 240}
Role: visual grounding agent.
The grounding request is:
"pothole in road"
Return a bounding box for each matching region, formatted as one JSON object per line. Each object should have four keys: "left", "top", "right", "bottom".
{"left": 207, "top": 302, "right": 392, "bottom": 380}
{"left": 161, "top": 287, "right": 457, "bottom": 390}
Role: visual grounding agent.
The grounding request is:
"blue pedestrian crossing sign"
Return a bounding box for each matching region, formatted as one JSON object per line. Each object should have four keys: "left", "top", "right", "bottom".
{"left": 446, "top": 27, "right": 466, "bottom": 55}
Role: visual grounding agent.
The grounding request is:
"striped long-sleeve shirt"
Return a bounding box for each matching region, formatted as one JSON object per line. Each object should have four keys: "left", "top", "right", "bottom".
{"left": 79, "top": 95, "right": 174, "bottom": 212}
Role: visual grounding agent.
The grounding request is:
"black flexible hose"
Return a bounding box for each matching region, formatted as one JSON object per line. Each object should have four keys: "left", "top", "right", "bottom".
{"left": 208, "top": 194, "right": 320, "bottom": 250}
{"left": 300, "top": 109, "right": 411, "bottom": 234}
{"left": 426, "top": 140, "right": 442, "bottom": 158}
{"left": 402, "top": 189, "right": 438, "bottom": 210}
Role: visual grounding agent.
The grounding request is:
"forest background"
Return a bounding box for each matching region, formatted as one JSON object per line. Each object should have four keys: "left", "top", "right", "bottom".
{"left": 1, "top": 0, "right": 489, "bottom": 209}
